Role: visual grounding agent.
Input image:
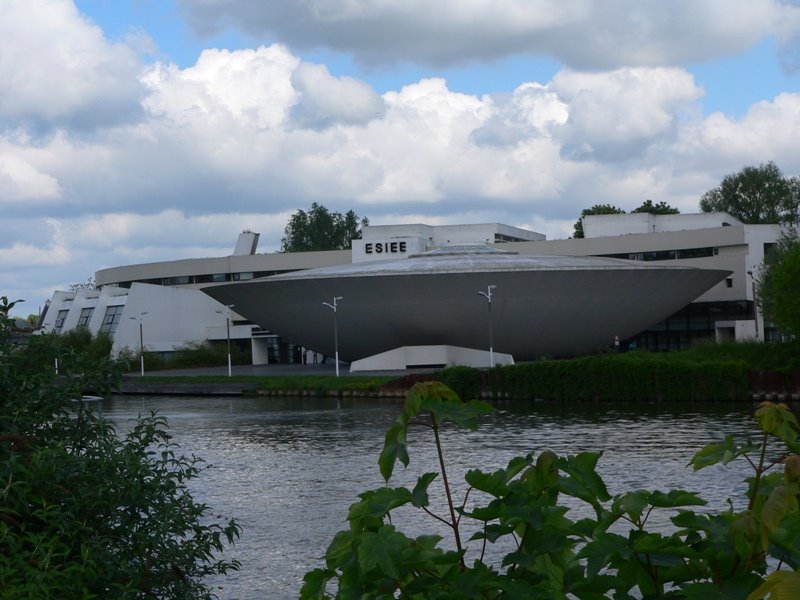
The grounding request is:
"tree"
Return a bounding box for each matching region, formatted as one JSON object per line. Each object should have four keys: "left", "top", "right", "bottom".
{"left": 699, "top": 161, "right": 799, "bottom": 225}
{"left": 572, "top": 204, "right": 625, "bottom": 238}
{"left": 68, "top": 276, "right": 96, "bottom": 293}
{"left": 631, "top": 199, "right": 680, "bottom": 215}
{"left": 281, "top": 203, "right": 369, "bottom": 252}
{"left": 757, "top": 230, "right": 800, "bottom": 337}
{"left": 0, "top": 296, "right": 241, "bottom": 598}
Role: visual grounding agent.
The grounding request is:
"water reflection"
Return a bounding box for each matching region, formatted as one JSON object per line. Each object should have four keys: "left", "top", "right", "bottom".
{"left": 103, "top": 396, "right": 762, "bottom": 600}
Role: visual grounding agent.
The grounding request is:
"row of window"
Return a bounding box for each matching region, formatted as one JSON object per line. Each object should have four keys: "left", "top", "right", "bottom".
{"left": 599, "top": 246, "right": 718, "bottom": 262}
{"left": 114, "top": 269, "right": 297, "bottom": 289}
{"left": 54, "top": 305, "right": 123, "bottom": 335}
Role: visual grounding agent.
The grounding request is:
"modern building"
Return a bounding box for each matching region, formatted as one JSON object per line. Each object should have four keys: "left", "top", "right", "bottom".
{"left": 38, "top": 214, "right": 791, "bottom": 369}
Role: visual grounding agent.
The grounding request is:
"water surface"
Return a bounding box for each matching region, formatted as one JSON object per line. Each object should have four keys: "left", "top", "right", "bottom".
{"left": 104, "top": 396, "right": 761, "bottom": 599}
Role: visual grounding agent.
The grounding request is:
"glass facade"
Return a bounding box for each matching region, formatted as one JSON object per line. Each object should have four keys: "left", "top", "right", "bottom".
{"left": 630, "top": 300, "right": 754, "bottom": 351}
{"left": 99, "top": 305, "right": 125, "bottom": 335}
{"left": 77, "top": 307, "right": 94, "bottom": 327}
{"left": 53, "top": 309, "right": 69, "bottom": 333}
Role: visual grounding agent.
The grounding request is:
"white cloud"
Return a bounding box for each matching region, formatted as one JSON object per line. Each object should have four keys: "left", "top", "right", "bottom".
{"left": 682, "top": 93, "right": 800, "bottom": 171}
{"left": 550, "top": 68, "right": 704, "bottom": 161}
{"left": 0, "top": 0, "right": 144, "bottom": 129}
{"left": 176, "top": 0, "right": 800, "bottom": 69}
{"left": 471, "top": 83, "right": 569, "bottom": 147}
{"left": 2, "top": 10, "right": 800, "bottom": 312}
{"left": 0, "top": 154, "right": 62, "bottom": 202}
{"left": 0, "top": 219, "right": 69, "bottom": 266}
{"left": 142, "top": 46, "right": 300, "bottom": 129}
{"left": 289, "top": 63, "right": 385, "bottom": 129}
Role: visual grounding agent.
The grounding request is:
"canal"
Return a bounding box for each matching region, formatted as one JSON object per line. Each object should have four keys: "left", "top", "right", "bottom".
{"left": 103, "top": 395, "right": 761, "bottom": 599}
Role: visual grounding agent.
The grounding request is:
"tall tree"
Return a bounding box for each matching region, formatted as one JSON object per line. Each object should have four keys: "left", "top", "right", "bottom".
{"left": 281, "top": 203, "right": 369, "bottom": 252}
{"left": 699, "top": 161, "right": 799, "bottom": 225}
{"left": 572, "top": 204, "right": 625, "bottom": 239}
{"left": 631, "top": 200, "right": 680, "bottom": 215}
{"left": 757, "top": 230, "right": 800, "bottom": 338}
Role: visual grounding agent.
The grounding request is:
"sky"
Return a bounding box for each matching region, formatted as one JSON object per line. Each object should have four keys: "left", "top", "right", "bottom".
{"left": 2, "top": 0, "right": 799, "bottom": 317}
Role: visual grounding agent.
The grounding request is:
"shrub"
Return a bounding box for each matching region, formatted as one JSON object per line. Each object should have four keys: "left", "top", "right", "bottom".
{"left": 0, "top": 297, "right": 240, "bottom": 598}
{"left": 302, "top": 381, "right": 800, "bottom": 599}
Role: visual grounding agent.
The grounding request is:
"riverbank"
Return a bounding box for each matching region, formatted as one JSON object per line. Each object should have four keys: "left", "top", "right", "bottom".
{"left": 117, "top": 353, "right": 800, "bottom": 402}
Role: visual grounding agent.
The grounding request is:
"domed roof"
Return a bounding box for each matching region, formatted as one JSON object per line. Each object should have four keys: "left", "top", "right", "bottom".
{"left": 204, "top": 247, "right": 731, "bottom": 362}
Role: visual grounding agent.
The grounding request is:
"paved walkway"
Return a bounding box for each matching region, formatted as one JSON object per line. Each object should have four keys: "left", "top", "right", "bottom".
{"left": 126, "top": 362, "right": 412, "bottom": 378}
{"left": 118, "top": 363, "right": 428, "bottom": 396}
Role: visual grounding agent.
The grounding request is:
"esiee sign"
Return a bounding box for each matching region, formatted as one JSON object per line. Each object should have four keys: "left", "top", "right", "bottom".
{"left": 364, "top": 241, "right": 407, "bottom": 254}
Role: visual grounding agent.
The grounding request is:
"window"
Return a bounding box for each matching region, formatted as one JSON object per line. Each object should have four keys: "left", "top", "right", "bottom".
{"left": 99, "top": 305, "right": 125, "bottom": 335}
{"left": 162, "top": 276, "right": 190, "bottom": 286}
{"left": 54, "top": 309, "right": 69, "bottom": 333}
{"left": 639, "top": 250, "right": 676, "bottom": 261}
{"left": 676, "top": 247, "right": 715, "bottom": 259}
{"left": 234, "top": 272, "right": 254, "bottom": 281}
{"left": 726, "top": 278, "right": 733, "bottom": 288}
{"left": 77, "top": 307, "right": 94, "bottom": 328}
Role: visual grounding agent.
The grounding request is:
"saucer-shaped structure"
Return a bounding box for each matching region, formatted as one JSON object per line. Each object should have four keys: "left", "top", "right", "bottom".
{"left": 203, "top": 246, "right": 730, "bottom": 361}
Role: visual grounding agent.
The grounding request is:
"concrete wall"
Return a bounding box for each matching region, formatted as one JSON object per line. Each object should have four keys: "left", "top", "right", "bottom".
{"left": 583, "top": 212, "right": 742, "bottom": 238}
{"left": 349, "top": 345, "right": 514, "bottom": 371}
{"left": 41, "top": 283, "right": 244, "bottom": 357}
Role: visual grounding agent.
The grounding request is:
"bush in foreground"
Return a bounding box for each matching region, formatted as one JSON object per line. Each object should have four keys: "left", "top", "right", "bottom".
{"left": 303, "top": 381, "right": 800, "bottom": 599}
{"left": 0, "top": 297, "right": 240, "bottom": 598}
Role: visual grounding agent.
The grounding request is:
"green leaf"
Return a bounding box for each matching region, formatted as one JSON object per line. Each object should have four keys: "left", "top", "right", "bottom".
{"left": 649, "top": 489, "right": 707, "bottom": 509}
{"left": 422, "top": 397, "right": 494, "bottom": 430}
{"left": 761, "top": 484, "right": 798, "bottom": 533}
{"left": 466, "top": 454, "right": 534, "bottom": 499}
{"left": 411, "top": 472, "right": 438, "bottom": 508}
{"left": 679, "top": 582, "right": 725, "bottom": 600}
{"left": 747, "top": 570, "right": 800, "bottom": 600}
{"left": 299, "top": 568, "right": 334, "bottom": 600}
{"left": 612, "top": 490, "right": 651, "bottom": 523}
{"left": 730, "top": 511, "right": 759, "bottom": 559}
{"left": 689, "top": 435, "right": 753, "bottom": 471}
{"left": 558, "top": 452, "right": 611, "bottom": 504}
{"left": 378, "top": 422, "right": 409, "bottom": 482}
{"left": 756, "top": 401, "right": 799, "bottom": 443}
{"left": 357, "top": 526, "right": 412, "bottom": 580}
{"left": 577, "top": 532, "right": 631, "bottom": 577}
{"left": 349, "top": 487, "right": 413, "bottom": 525}
{"left": 324, "top": 530, "right": 355, "bottom": 569}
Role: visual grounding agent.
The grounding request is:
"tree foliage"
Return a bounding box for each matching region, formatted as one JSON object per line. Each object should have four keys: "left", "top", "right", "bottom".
{"left": 573, "top": 201, "right": 680, "bottom": 238}
{"left": 0, "top": 296, "right": 240, "bottom": 598}
{"left": 572, "top": 204, "right": 625, "bottom": 238}
{"left": 303, "top": 382, "right": 800, "bottom": 599}
{"left": 631, "top": 199, "right": 680, "bottom": 215}
{"left": 700, "top": 161, "right": 800, "bottom": 225}
{"left": 281, "top": 202, "right": 369, "bottom": 252}
{"left": 758, "top": 229, "right": 800, "bottom": 338}
{"left": 68, "top": 276, "right": 97, "bottom": 293}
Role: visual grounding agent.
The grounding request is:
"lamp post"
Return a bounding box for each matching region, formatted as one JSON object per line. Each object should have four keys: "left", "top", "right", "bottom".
{"left": 478, "top": 284, "right": 497, "bottom": 368}
{"left": 747, "top": 270, "right": 760, "bottom": 340}
{"left": 129, "top": 312, "right": 147, "bottom": 376}
{"left": 322, "top": 296, "right": 343, "bottom": 377}
{"left": 215, "top": 304, "right": 235, "bottom": 377}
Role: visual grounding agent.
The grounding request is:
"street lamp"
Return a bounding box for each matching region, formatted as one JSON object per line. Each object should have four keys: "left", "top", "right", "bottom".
{"left": 322, "top": 296, "right": 343, "bottom": 377}
{"left": 129, "top": 312, "right": 148, "bottom": 376}
{"left": 215, "top": 304, "right": 235, "bottom": 377}
{"left": 747, "top": 271, "right": 759, "bottom": 340}
{"left": 477, "top": 284, "right": 497, "bottom": 368}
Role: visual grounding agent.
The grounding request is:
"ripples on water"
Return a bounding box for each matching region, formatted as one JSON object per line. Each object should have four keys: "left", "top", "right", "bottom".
{"left": 103, "top": 396, "right": 761, "bottom": 600}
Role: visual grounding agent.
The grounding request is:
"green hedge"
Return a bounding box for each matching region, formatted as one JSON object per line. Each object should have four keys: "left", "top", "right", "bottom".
{"left": 439, "top": 354, "right": 751, "bottom": 401}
